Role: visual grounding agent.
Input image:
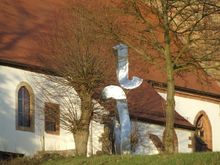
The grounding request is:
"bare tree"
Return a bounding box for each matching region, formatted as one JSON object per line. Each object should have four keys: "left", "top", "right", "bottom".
{"left": 72, "top": 0, "right": 220, "bottom": 153}
{"left": 36, "top": 9, "right": 114, "bottom": 156}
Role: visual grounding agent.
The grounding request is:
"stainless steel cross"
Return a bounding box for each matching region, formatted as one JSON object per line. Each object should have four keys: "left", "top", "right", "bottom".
{"left": 101, "top": 43, "right": 143, "bottom": 154}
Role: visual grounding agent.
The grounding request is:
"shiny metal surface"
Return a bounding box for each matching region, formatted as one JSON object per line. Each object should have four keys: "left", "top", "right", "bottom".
{"left": 113, "top": 43, "right": 143, "bottom": 89}
{"left": 102, "top": 85, "right": 131, "bottom": 154}
{"left": 102, "top": 85, "right": 126, "bottom": 100}
{"left": 101, "top": 43, "right": 143, "bottom": 154}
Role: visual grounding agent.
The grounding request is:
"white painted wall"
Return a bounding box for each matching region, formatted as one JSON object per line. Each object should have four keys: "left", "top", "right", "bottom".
{"left": 1, "top": 65, "right": 218, "bottom": 156}
{"left": 159, "top": 92, "right": 220, "bottom": 151}
{"left": 0, "top": 65, "right": 104, "bottom": 156}
{"left": 132, "top": 121, "right": 192, "bottom": 154}
{"left": 87, "top": 121, "right": 104, "bottom": 156}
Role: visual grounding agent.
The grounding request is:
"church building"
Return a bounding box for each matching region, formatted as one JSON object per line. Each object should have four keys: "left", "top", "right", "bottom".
{"left": 0, "top": 0, "right": 220, "bottom": 157}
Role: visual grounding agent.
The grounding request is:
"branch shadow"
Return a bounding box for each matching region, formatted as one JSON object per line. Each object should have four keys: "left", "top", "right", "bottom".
{"left": 0, "top": 67, "right": 40, "bottom": 158}
{"left": 0, "top": 0, "right": 49, "bottom": 55}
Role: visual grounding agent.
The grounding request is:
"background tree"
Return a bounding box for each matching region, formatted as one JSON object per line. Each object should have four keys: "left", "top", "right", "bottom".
{"left": 72, "top": 0, "right": 220, "bottom": 153}
{"left": 37, "top": 9, "right": 114, "bottom": 156}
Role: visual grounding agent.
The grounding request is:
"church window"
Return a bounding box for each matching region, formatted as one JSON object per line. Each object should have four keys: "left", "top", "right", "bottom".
{"left": 18, "top": 86, "right": 30, "bottom": 127}
{"left": 16, "top": 82, "right": 35, "bottom": 132}
{"left": 194, "top": 111, "right": 212, "bottom": 151}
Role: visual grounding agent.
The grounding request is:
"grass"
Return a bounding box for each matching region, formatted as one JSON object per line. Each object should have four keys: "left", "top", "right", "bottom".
{"left": 1, "top": 152, "right": 220, "bottom": 165}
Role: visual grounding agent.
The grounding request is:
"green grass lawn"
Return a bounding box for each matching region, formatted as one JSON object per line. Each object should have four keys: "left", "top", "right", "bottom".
{"left": 2, "top": 152, "right": 220, "bottom": 165}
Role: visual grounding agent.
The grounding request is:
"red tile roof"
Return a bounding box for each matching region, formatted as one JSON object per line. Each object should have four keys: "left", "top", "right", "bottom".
{"left": 1, "top": 0, "right": 219, "bottom": 130}
{"left": 128, "top": 52, "right": 220, "bottom": 96}
{"left": 0, "top": 0, "right": 219, "bottom": 96}
{"left": 0, "top": 0, "right": 65, "bottom": 68}
{"left": 127, "top": 82, "right": 194, "bottom": 130}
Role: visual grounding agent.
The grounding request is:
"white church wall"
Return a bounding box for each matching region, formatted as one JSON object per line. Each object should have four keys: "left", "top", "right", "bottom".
{"left": 0, "top": 65, "right": 104, "bottom": 156}
{"left": 87, "top": 121, "right": 104, "bottom": 156}
{"left": 132, "top": 121, "right": 192, "bottom": 154}
{"left": 2, "top": 64, "right": 219, "bottom": 156}
{"left": 0, "top": 65, "right": 42, "bottom": 155}
{"left": 175, "top": 128, "right": 193, "bottom": 153}
{"left": 159, "top": 91, "right": 220, "bottom": 151}
{"left": 132, "top": 121, "right": 161, "bottom": 155}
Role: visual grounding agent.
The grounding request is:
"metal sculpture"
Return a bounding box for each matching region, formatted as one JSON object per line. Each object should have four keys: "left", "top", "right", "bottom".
{"left": 101, "top": 43, "right": 143, "bottom": 154}
{"left": 102, "top": 85, "right": 131, "bottom": 154}
{"left": 113, "top": 43, "right": 143, "bottom": 89}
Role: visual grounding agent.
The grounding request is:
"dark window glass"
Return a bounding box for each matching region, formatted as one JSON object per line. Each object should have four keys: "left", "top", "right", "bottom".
{"left": 45, "top": 103, "right": 60, "bottom": 134}
{"left": 18, "top": 86, "right": 31, "bottom": 127}
{"left": 45, "top": 121, "right": 56, "bottom": 132}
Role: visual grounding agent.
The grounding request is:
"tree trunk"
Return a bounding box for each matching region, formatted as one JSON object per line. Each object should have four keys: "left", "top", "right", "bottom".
{"left": 74, "top": 129, "right": 90, "bottom": 156}
{"left": 74, "top": 89, "right": 93, "bottom": 156}
{"left": 162, "top": 1, "right": 176, "bottom": 154}
{"left": 163, "top": 49, "right": 176, "bottom": 153}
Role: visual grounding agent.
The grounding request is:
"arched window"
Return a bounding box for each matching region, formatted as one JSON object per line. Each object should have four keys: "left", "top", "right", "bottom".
{"left": 194, "top": 111, "right": 212, "bottom": 151}
{"left": 18, "top": 86, "right": 30, "bottom": 127}
{"left": 16, "top": 82, "right": 34, "bottom": 132}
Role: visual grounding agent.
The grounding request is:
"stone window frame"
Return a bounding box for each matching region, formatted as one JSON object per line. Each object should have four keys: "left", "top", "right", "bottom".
{"left": 16, "top": 82, "right": 35, "bottom": 132}
{"left": 44, "top": 102, "right": 60, "bottom": 135}
{"left": 194, "top": 110, "right": 212, "bottom": 151}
